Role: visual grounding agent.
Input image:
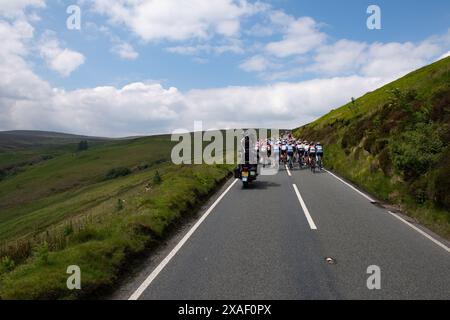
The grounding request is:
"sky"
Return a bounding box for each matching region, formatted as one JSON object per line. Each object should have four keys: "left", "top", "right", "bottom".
{"left": 0, "top": 0, "right": 449, "bottom": 137}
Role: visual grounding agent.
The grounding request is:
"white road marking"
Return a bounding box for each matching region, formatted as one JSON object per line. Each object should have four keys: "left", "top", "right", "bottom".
{"left": 128, "top": 179, "right": 239, "bottom": 300}
{"left": 293, "top": 184, "right": 318, "bottom": 230}
{"left": 324, "top": 169, "right": 375, "bottom": 202}
{"left": 285, "top": 165, "right": 292, "bottom": 177}
{"left": 387, "top": 211, "right": 450, "bottom": 254}
{"left": 325, "top": 169, "right": 449, "bottom": 254}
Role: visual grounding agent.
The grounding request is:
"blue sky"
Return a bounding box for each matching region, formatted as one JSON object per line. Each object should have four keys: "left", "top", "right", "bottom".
{"left": 1, "top": 0, "right": 449, "bottom": 136}
{"left": 33, "top": 0, "right": 450, "bottom": 90}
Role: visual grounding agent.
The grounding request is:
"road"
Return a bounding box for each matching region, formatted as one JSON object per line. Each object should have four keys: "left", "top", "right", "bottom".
{"left": 122, "top": 165, "right": 450, "bottom": 300}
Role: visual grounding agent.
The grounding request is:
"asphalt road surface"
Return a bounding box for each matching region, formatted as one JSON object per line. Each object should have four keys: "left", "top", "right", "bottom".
{"left": 123, "top": 165, "right": 450, "bottom": 300}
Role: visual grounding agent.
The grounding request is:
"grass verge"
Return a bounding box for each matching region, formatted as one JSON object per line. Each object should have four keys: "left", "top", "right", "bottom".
{"left": 0, "top": 164, "right": 232, "bottom": 300}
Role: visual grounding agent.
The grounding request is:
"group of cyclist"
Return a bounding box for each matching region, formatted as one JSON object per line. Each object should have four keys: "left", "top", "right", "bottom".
{"left": 255, "top": 133, "right": 325, "bottom": 172}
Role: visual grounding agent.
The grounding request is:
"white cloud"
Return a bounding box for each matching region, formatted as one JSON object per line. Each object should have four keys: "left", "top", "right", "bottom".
{"left": 0, "top": 15, "right": 52, "bottom": 131}
{"left": 167, "top": 39, "right": 244, "bottom": 56}
{"left": 438, "top": 51, "right": 450, "bottom": 60}
{"left": 111, "top": 41, "right": 139, "bottom": 60}
{"left": 239, "top": 9, "right": 450, "bottom": 81}
{"left": 246, "top": 23, "right": 275, "bottom": 37}
{"left": 38, "top": 33, "right": 86, "bottom": 77}
{"left": 8, "top": 83, "right": 185, "bottom": 136}
{"left": 90, "top": 23, "right": 140, "bottom": 60}
{"left": 0, "top": 15, "right": 387, "bottom": 137}
{"left": 361, "top": 41, "right": 441, "bottom": 78}
{"left": 309, "top": 37, "right": 445, "bottom": 79}
{"left": 310, "top": 40, "right": 368, "bottom": 75}
{"left": 0, "top": 0, "right": 45, "bottom": 16}
{"left": 265, "top": 16, "right": 326, "bottom": 57}
{"left": 1, "top": 1, "right": 450, "bottom": 137}
{"left": 239, "top": 55, "right": 272, "bottom": 72}
{"left": 184, "top": 76, "right": 386, "bottom": 131}
{"left": 2, "top": 76, "right": 387, "bottom": 137}
{"left": 0, "top": 18, "right": 50, "bottom": 101}
{"left": 91, "top": 0, "right": 264, "bottom": 42}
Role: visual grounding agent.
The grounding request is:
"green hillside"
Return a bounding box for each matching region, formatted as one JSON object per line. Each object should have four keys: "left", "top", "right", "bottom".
{"left": 294, "top": 56, "right": 450, "bottom": 239}
{"left": 0, "top": 133, "right": 232, "bottom": 299}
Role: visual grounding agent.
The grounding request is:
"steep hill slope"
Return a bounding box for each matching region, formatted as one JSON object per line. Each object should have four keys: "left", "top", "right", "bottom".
{"left": 294, "top": 56, "right": 450, "bottom": 238}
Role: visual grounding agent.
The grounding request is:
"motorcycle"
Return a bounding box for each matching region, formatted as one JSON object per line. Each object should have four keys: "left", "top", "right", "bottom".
{"left": 235, "top": 163, "right": 258, "bottom": 188}
{"left": 234, "top": 133, "right": 258, "bottom": 188}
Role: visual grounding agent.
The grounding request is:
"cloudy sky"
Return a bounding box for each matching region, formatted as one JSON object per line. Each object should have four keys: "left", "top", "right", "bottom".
{"left": 1, "top": 0, "right": 449, "bottom": 137}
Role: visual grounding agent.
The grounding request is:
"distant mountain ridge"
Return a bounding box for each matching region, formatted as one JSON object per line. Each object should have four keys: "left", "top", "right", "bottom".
{"left": 0, "top": 130, "right": 111, "bottom": 151}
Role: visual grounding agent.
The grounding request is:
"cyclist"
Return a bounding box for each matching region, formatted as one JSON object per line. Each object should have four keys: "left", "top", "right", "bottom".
{"left": 315, "top": 142, "right": 324, "bottom": 170}
{"left": 260, "top": 141, "right": 267, "bottom": 167}
{"left": 255, "top": 141, "right": 260, "bottom": 164}
{"left": 308, "top": 142, "right": 316, "bottom": 171}
{"left": 287, "top": 142, "right": 294, "bottom": 169}
{"left": 304, "top": 141, "right": 310, "bottom": 165}
{"left": 297, "top": 140, "right": 306, "bottom": 167}
{"left": 273, "top": 142, "right": 280, "bottom": 165}
{"left": 280, "top": 142, "right": 287, "bottom": 164}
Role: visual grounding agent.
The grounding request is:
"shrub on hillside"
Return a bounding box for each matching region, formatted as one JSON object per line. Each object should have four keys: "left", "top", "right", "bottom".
{"left": 0, "top": 256, "right": 15, "bottom": 275}
{"left": 409, "top": 178, "right": 428, "bottom": 204}
{"left": 392, "top": 123, "right": 444, "bottom": 180}
{"left": 105, "top": 167, "right": 131, "bottom": 180}
{"left": 77, "top": 140, "right": 89, "bottom": 152}
{"left": 378, "top": 148, "right": 393, "bottom": 176}
{"left": 116, "top": 199, "right": 124, "bottom": 211}
{"left": 34, "top": 242, "right": 49, "bottom": 265}
{"left": 341, "top": 117, "right": 374, "bottom": 151}
{"left": 431, "top": 151, "right": 450, "bottom": 210}
{"left": 430, "top": 87, "right": 450, "bottom": 122}
{"left": 153, "top": 171, "right": 162, "bottom": 185}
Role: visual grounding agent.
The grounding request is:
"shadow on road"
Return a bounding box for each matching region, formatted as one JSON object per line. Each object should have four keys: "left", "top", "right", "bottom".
{"left": 243, "top": 181, "right": 281, "bottom": 190}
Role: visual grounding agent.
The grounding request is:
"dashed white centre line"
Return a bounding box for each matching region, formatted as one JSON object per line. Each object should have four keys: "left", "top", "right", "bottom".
{"left": 128, "top": 178, "right": 239, "bottom": 300}
{"left": 293, "top": 184, "right": 317, "bottom": 230}
{"left": 285, "top": 165, "right": 292, "bottom": 177}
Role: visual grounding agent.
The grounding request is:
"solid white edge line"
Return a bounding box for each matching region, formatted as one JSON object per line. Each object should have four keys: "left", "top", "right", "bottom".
{"left": 387, "top": 211, "right": 450, "bottom": 254}
{"left": 324, "top": 169, "right": 375, "bottom": 202}
{"left": 326, "top": 169, "right": 449, "bottom": 253}
{"left": 293, "top": 184, "right": 318, "bottom": 230}
{"left": 128, "top": 179, "right": 239, "bottom": 300}
{"left": 285, "top": 165, "right": 292, "bottom": 177}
